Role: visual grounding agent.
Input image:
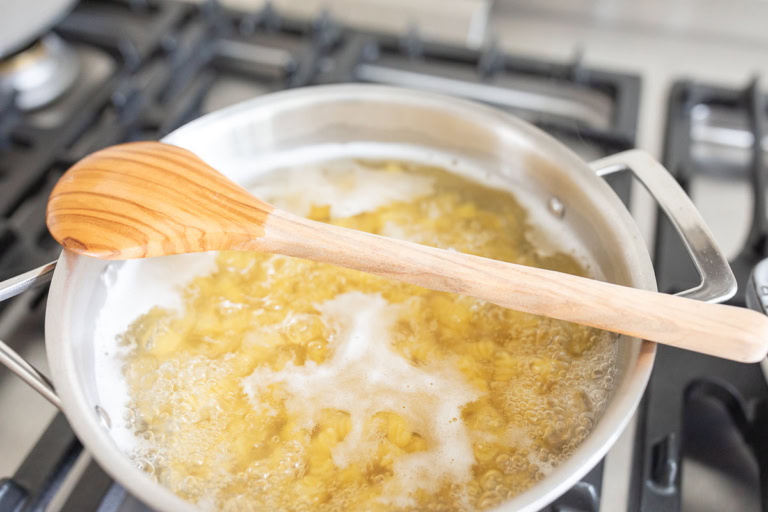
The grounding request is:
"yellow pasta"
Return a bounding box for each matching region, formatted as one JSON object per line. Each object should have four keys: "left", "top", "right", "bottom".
{"left": 118, "top": 159, "right": 617, "bottom": 511}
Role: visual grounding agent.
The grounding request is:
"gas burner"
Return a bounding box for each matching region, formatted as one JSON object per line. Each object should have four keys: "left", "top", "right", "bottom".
{"left": 633, "top": 76, "right": 768, "bottom": 512}
{"left": 0, "top": 33, "right": 80, "bottom": 110}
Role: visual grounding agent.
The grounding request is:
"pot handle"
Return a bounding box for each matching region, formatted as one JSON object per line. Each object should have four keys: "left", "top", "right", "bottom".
{"left": 590, "top": 149, "right": 736, "bottom": 304}
{"left": 0, "top": 262, "right": 62, "bottom": 408}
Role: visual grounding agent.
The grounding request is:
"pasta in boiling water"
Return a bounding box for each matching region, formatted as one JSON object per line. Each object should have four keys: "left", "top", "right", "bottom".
{"left": 117, "top": 160, "right": 617, "bottom": 511}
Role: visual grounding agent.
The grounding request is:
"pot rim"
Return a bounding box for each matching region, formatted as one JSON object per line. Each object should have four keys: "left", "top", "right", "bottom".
{"left": 45, "top": 84, "right": 656, "bottom": 512}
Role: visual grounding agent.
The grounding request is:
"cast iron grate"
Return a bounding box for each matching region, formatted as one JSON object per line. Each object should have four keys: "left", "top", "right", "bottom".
{"left": 629, "top": 77, "right": 768, "bottom": 512}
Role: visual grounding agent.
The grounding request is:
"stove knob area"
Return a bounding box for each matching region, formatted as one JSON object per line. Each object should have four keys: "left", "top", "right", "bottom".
{"left": 746, "top": 258, "right": 768, "bottom": 314}
{"left": 746, "top": 258, "right": 768, "bottom": 382}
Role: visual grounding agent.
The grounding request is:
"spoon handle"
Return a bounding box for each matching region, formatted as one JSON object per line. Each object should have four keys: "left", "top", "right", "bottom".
{"left": 45, "top": 141, "right": 768, "bottom": 363}
{"left": 259, "top": 209, "right": 768, "bottom": 363}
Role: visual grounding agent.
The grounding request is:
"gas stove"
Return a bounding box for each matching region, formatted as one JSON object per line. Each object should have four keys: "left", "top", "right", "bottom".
{"left": 0, "top": 1, "right": 765, "bottom": 511}
{"left": 642, "top": 77, "right": 768, "bottom": 512}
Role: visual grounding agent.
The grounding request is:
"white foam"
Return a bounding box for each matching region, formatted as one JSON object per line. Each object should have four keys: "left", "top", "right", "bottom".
{"left": 249, "top": 160, "right": 434, "bottom": 219}
{"left": 93, "top": 253, "right": 218, "bottom": 452}
{"left": 242, "top": 292, "right": 479, "bottom": 504}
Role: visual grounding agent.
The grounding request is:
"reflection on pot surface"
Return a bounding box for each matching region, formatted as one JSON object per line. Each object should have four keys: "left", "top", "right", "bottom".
{"left": 110, "top": 159, "right": 617, "bottom": 511}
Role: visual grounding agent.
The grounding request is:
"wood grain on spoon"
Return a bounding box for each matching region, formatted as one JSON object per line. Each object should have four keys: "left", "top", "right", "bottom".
{"left": 46, "top": 141, "right": 768, "bottom": 363}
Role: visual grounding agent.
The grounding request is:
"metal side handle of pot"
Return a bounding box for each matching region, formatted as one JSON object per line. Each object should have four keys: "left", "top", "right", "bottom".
{"left": 0, "top": 149, "right": 737, "bottom": 409}
{"left": 0, "top": 262, "right": 60, "bottom": 408}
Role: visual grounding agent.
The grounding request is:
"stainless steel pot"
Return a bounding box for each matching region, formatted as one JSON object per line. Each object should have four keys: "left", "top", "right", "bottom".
{"left": 0, "top": 85, "right": 736, "bottom": 511}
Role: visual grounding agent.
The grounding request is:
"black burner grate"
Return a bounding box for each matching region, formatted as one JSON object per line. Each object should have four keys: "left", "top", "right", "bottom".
{"left": 629, "top": 77, "right": 768, "bottom": 512}
{"left": 655, "top": 78, "right": 768, "bottom": 305}
{"left": 0, "top": 1, "right": 642, "bottom": 510}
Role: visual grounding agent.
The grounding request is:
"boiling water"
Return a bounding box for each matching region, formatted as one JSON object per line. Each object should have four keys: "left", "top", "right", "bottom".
{"left": 100, "top": 158, "right": 617, "bottom": 511}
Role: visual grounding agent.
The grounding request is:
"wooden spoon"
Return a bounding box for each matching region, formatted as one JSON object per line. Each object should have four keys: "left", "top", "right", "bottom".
{"left": 46, "top": 141, "right": 768, "bottom": 363}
